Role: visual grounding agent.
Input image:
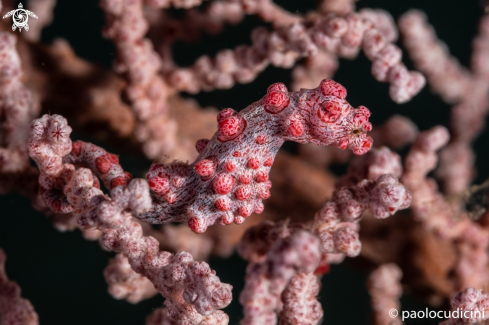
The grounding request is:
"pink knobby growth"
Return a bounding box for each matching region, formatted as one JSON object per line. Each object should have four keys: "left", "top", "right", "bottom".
{"left": 237, "top": 151, "right": 411, "bottom": 323}
{"left": 64, "top": 140, "right": 133, "bottom": 190}
{"left": 238, "top": 221, "right": 322, "bottom": 325}
{"left": 399, "top": 10, "right": 489, "bottom": 194}
{"left": 313, "top": 173, "right": 411, "bottom": 260}
{"left": 0, "top": 32, "right": 40, "bottom": 181}
{"left": 399, "top": 126, "right": 489, "bottom": 290}
{"left": 441, "top": 288, "right": 489, "bottom": 325}
{"left": 401, "top": 125, "right": 450, "bottom": 196}
{"left": 104, "top": 253, "right": 157, "bottom": 304}
{"left": 159, "top": 252, "right": 232, "bottom": 319}
{"left": 143, "top": 79, "right": 373, "bottom": 233}
{"left": 337, "top": 146, "right": 403, "bottom": 188}
{"left": 368, "top": 263, "right": 403, "bottom": 325}
{"left": 168, "top": 8, "right": 425, "bottom": 103}
{"left": 398, "top": 10, "right": 472, "bottom": 103}
{"left": 100, "top": 0, "right": 178, "bottom": 159}
{"left": 279, "top": 273, "right": 323, "bottom": 325}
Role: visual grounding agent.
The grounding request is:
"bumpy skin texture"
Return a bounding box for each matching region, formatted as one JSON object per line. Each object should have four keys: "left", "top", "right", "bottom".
{"left": 159, "top": 252, "right": 232, "bottom": 320}
{"left": 313, "top": 173, "right": 411, "bottom": 261}
{"left": 28, "top": 115, "right": 73, "bottom": 176}
{"left": 441, "top": 288, "right": 489, "bottom": 325}
{"left": 168, "top": 9, "right": 425, "bottom": 103}
{"left": 398, "top": 10, "right": 472, "bottom": 103}
{"left": 100, "top": 0, "right": 178, "bottom": 159}
{"left": 0, "top": 33, "right": 40, "bottom": 184}
{"left": 279, "top": 273, "right": 323, "bottom": 325}
{"left": 399, "top": 10, "right": 489, "bottom": 195}
{"left": 368, "top": 264, "right": 403, "bottom": 325}
{"left": 64, "top": 140, "right": 132, "bottom": 190}
{"left": 401, "top": 126, "right": 489, "bottom": 291}
{"left": 238, "top": 221, "right": 322, "bottom": 325}
{"left": 337, "top": 146, "right": 403, "bottom": 188}
{"left": 143, "top": 79, "right": 373, "bottom": 233}
{"left": 104, "top": 253, "right": 157, "bottom": 304}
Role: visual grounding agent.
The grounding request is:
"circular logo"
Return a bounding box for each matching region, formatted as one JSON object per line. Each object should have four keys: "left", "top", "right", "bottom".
{"left": 389, "top": 308, "right": 399, "bottom": 318}
{"left": 13, "top": 10, "right": 28, "bottom": 28}
{"left": 2, "top": 3, "right": 38, "bottom": 32}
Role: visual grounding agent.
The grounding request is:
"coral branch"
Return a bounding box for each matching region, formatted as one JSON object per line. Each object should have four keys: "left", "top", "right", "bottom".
{"left": 399, "top": 126, "right": 489, "bottom": 290}
{"left": 399, "top": 10, "right": 472, "bottom": 103}
{"left": 104, "top": 253, "right": 158, "bottom": 303}
{"left": 100, "top": 0, "right": 177, "bottom": 159}
{"left": 168, "top": 11, "right": 424, "bottom": 103}
{"left": 368, "top": 263, "right": 403, "bottom": 325}
{"left": 400, "top": 10, "right": 489, "bottom": 194}
{"left": 441, "top": 288, "right": 489, "bottom": 325}
{"left": 238, "top": 170, "right": 408, "bottom": 324}
{"left": 279, "top": 272, "right": 323, "bottom": 325}
{"left": 279, "top": 273, "right": 323, "bottom": 325}
{"left": 337, "top": 146, "right": 403, "bottom": 188}
{"left": 0, "top": 32, "right": 40, "bottom": 193}
{"left": 238, "top": 221, "right": 322, "bottom": 325}
{"left": 313, "top": 173, "right": 411, "bottom": 261}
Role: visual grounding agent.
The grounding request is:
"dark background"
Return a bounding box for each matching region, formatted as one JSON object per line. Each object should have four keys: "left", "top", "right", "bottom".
{"left": 0, "top": 0, "right": 486, "bottom": 324}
